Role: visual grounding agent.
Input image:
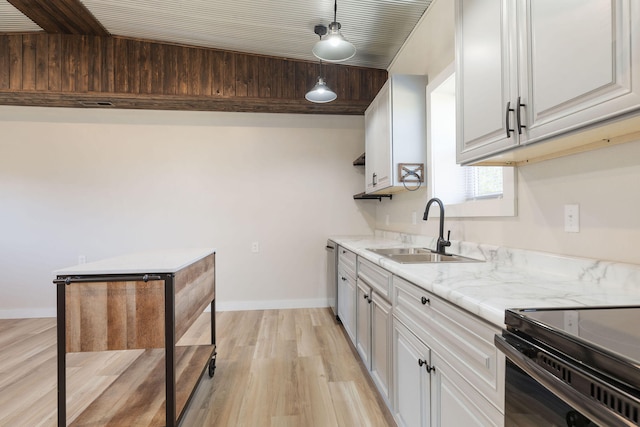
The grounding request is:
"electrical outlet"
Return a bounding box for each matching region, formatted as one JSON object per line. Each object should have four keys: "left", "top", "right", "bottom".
{"left": 564, "top": 204, "right": 580, "bottom": 233}
{"left": 385, "top": 214, "right": 390, "bottom": 226}
{"left": 78, "top": 255, "right": 86, "bottom": 264}
{"left": 251, "top": 242, "right": 260, "bottom": 253}
{"left": 412, "top": 211, "right": 417, "bottom": 225}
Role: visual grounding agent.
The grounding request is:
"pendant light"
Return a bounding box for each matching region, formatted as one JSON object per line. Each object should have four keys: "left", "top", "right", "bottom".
{"left": 313, "top": 0, "right": 356, "bottom": 62}
{"left": 305, "top": 60, "right": 337, "bottom": 103}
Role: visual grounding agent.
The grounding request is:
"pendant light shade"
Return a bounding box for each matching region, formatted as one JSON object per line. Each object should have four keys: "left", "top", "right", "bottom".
{"left": 313, "top": 22, "right": 356, "bottom": 62}
{"left": 313, "top": 0, "right": 356, "bottom": 63}
{"left": 305, "top": 77, "right": 337, "bottom": 103}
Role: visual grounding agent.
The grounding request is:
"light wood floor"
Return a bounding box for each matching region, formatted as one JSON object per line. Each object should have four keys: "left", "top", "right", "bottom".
{"left": 0, "top": 308, "right": 396, "bottom": 426}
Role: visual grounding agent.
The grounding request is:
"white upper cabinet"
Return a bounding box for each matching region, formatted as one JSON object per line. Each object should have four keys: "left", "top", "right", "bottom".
{"left": 365, "top": 74, "right": 427, "bottom": 194}
{"left": 456, "top": 0, "right": 640, "bottom": 165}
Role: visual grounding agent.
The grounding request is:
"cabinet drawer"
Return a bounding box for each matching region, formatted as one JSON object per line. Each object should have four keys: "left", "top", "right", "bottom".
{"left": 392, "top": 276, "right": 504, "bottom": 412}
{"left": 338, "top": 246, "right": 357, "bottom": 277}
{"left": 357, "top": 257, "right": 391, "bottom": 300}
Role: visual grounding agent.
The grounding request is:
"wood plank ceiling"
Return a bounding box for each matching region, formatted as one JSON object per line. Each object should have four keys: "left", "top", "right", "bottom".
{"left": 0, "top": 0, "right": 433, "bottom": 114}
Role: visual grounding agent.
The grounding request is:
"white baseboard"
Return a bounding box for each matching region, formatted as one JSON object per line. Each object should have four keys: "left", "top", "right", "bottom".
{"left": 215, "top": 298, "right": 330, "bottom": 312}
{"left": 0, "top": 307, "right": 56, "bottom": 319}
{"left": 0, "top": 299, "right": 331, "bottom": 318}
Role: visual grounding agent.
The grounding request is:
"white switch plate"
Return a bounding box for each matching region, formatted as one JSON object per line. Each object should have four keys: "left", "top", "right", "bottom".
{"left": 411, "top": 211, "right": 417, "bottom": 225}
{"left": 251, "top": 242, "right": 260, "bottom": 253}
{"left": 564, "top": 204, "right": 580, "bottom": 233}
{"left": 78, "top": 255, "right": 86, "bottom": 264}
{"left": 385, "top": 214, "right": 390, "bottom": 226}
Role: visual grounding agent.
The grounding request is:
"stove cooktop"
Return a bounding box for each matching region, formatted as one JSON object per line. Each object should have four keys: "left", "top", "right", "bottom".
{"left": 505, "top": 306, "right": 640, "bottom": 391}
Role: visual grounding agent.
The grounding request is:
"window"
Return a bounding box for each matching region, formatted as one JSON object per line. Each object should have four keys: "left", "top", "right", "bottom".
{"left": 426, "top": 63, "right": 516, "bottom": 217}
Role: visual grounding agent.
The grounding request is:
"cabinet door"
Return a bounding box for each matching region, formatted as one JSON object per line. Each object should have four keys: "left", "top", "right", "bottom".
{"left": 393, "top": 318, "right": 431, "bottom": 427}
{"left": 520, "top": 0, "right": 640, "bottom": 143}
{"left": 365, "top": 81, "right": 392, "bottom": 193}
{"left": 431, "top": 353, "right": 503, "bottom": 427}
{"left": 371, "top": 294, "right": 392, "bottom": 406}
{"left": 338, "top": 270, "right": 356, "bottom": 345}
{"left": 456, "top": 0, "right": 519, "bottom": 164}
{"left": 365, "top": 99, "right": 378, "bottom": 193}
{"left": 356, "top": 280, "right": 372, "bottom": 369}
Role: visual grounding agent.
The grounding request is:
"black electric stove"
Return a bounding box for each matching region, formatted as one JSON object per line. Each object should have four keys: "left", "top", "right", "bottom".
{"left": 496, "top": 306, "right": 640, "bottom": 427}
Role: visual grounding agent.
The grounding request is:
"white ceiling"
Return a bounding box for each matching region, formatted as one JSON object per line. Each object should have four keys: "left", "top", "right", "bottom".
{"left": 0, "top": 0, "right": 433, "bottom": 69}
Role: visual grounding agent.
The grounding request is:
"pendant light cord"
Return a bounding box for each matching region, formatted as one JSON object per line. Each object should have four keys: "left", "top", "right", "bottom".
{"left": 334, "top": 0, "right": 337, "bottom": 23}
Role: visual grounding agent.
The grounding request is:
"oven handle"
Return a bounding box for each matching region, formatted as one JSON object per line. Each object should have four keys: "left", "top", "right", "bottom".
{"left": 495, "top": 333, "right": 633, "bottom": 427}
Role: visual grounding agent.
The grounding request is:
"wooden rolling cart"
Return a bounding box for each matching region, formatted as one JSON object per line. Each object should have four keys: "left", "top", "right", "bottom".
{"left": 54, "top": 249, "right": 216, "bottom": 426}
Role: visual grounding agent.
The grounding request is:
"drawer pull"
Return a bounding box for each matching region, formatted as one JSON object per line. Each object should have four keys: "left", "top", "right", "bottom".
{"left": 363, "top": 294, "right": 372, "bottom": 303}
{"left": 341, "top": 276, "right": 347, "bottom": 281}
{"left": 421, "top": 296, "right": 430, "bottom": 305}
{"left": 418, "top": 359, "right": 436, "bottom": 373}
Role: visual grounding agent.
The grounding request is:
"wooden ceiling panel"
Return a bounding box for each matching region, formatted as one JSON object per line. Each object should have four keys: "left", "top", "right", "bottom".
{"left": 7, "top": 0, "right": 109, "bottom": 35}
{"left": 0, "top": 34, "right": 387, "bottom": 115}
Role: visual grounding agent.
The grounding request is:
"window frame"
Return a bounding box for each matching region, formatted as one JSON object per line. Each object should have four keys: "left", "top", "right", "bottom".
{"left": 426, "top": 63, "right": 517, "bottom": 218}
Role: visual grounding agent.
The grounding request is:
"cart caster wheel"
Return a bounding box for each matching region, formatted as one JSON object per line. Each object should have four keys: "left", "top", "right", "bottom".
{"left": 208, "top": 358, "right": 216, "bottom": 378}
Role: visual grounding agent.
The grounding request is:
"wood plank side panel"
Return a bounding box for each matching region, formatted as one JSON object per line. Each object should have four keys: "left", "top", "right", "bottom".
{"left": 78, "top": 35, "right": 89, "bottom": 92}
{"left": 21, "top": 34, "right": 36, "bottom": 91}
{"left": 139, "top": 40, "right": 152, "bottom": 94}
{"left": 103, "top": 37, "right": 115, "bottom": 92}
{"left": 164, "top": 43, "right": 177, "bottom": 95}
{"left": 87, "top": 36, "right": 101, "bottom": 92}
{"left": 0, "top": 36, "right": 9, "bottom": 89}
{"left": 8, "top": 35, "right": 22, "bottom": 90}
{"left": 188, "top": 47, "right": 203, "bottom": 96}
{"left": 282, "top": 60, "right": 296, "bottom": 99}
{"left": 65, "top": 281, "right": 165, "bottom": 352}
{"left": 174, "top": 254, "right": 215, "bottom": 342}
{"left": 127, "top": 38, "right": 141, "bottom": 94}
{"left": 35, "top": 35, "right": 48, "bottom": 91}
{"left": 223, "top": 51, "right": 235, "bottom": 96}
{"left": 259, "top": 56, "right": 272, "bottom": 98}
{"left": 211, "top": 50, "right": 224, "bottom": 96}
{"left": 176, "top": 45, "right": 190, "bottom": 95}
{"left": 150, "top": 41, "right": 164, "bottom": 94}
{"left": 61, "top": 34, "right": 77, "bottom": 92}
{"left": 235, "top": 53, "right": 248, "bottom": 97}
{"left": 247, "top": 54, "right": 259, "bottom": 98}
{"left": 114, "top": 37, "right": 128, "bottom": 93}
{"left": 48, "top": 34, "right": 62, "bottom": 91}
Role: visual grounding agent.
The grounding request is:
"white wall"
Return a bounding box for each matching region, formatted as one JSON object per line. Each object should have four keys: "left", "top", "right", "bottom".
{"left": 0, "top": 106, "right": 375, "bottom": 317}
{"left": 382, "top": 0, "right": 640, "bottom": 265}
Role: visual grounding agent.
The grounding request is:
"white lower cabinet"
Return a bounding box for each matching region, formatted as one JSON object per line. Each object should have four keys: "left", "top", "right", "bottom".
{"left": 431, "top": 353, "right": 502, "bottom": 426}
{"left": 392, "top": 275, "right": 504, "bottom": 427}
{"left": 370, "top": 292, "right": 392, "bottom": 405}
{"left": 393, "top": 317, "right": 431, "bottom": 427}
{"left": 356, "top": 280, "right": 372, "bottom": 368}
{"left": 337, "top": 265, "right": 356, "bottom": 346}
{"left": 356, "top": 276, "right": 393, "bottom": 407}
{"left": 337, "top": 251, "right": 505, "bottom": 427}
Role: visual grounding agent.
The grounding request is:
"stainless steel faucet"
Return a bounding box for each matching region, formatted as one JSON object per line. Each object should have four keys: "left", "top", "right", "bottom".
{"left": 423, "top": 197, "right": 451, "bottom": 255}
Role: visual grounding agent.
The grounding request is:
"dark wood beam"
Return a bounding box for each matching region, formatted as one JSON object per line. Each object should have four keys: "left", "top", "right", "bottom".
{"left": 7, "top": 0, "right": 109, "bottom": 36}
{"left": 0, "top": 34, "right": 387, "bottom": 115}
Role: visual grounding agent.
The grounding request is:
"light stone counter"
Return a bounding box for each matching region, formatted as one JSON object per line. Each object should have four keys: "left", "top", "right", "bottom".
{"left": 330, "top": 232, "right": 640, "bottom": 327}
{"left": 54, "top": 248, "right": 215, "bottom": 276}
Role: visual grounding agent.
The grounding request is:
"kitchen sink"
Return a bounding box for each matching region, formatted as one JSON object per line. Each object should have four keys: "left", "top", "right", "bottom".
{"left": 367, "top": 248, "right": 483, "bottom": 264}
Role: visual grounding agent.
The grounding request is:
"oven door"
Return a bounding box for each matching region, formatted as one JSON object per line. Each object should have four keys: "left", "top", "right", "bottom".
{"left": 495, "top": 331, "right": 636, "bottom": 427}
{"left": 503, "top": 358, "right": 597, "bottom": 426}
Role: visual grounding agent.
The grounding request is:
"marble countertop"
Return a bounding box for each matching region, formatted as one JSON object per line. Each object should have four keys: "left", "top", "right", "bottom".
{"left": 330, "top": 233, "right": 640, "bottom": 327}
{"left": 54, "top": 248, "right": 215, "bottom": 276}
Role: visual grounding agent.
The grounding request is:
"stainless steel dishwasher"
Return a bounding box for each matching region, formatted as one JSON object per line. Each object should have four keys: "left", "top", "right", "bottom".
{"left": 326, "top": 240, "right": 338, "bottom": 318}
